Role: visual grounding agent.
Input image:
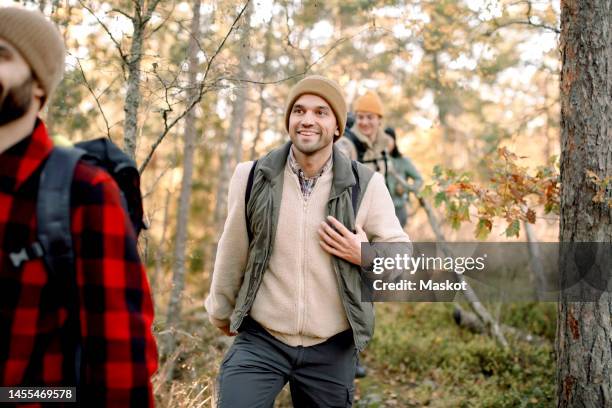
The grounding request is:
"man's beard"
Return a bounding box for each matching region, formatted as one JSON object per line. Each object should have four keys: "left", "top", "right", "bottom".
{"left": 293, "top": 128, "right": 330, "bottom": 156}
{"left": 0, "top": 75, "right": 33, "bottom": 126}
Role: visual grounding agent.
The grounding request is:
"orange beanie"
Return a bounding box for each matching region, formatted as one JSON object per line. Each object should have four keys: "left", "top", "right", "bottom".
{"left": 353, "top": 91, "right": 384, "bottom": 117}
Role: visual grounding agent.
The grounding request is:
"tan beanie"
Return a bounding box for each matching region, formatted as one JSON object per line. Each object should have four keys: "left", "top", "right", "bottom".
{"left": 354, "top": 91, "right": 384, "bottom": 117}
{"left": 284, "top": 75, "right": 347, "bottom": 141}
{"left": 0, "top": 7, "right": 65, "bottom": 105}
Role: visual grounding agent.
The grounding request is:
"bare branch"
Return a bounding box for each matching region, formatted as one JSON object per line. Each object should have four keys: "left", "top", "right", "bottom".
{"left": 176, "top": 18, "right": 208, "bottom": 63}
{"left": 219, "top": 29, "right": 362, "bottom": 86}
{"left": 139, "top": 0, "right": 252, "bottom": 174}
{"left": 78, "top": 0, "right": 129, "bottom": 63}
{"left": 488, "top": 19, "right": 560, "bottom": 34}
{"left": 143, "top": 162, "right": 174, "bottom": 199}
{"left": 145, "top": 0, "right": 162, "bottom": 19}
{"left": 73, "top": 54, "right": 112, "bottom": 140}
{"left": 149, "top": 2, "right": 177, "bottom": 36}
{"left": 109, "top": 7, "right": 134, "bottom": 21}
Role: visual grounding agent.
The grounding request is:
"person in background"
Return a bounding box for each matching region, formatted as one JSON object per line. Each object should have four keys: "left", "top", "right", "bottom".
{"left": 336, "top": 90, "right": 393, "bottom": 176}
{"left": 385, "top": 126, "right": 423, "bottom": 228}
{"left": 338, "top": 92, "right": 393, "bottom": 379}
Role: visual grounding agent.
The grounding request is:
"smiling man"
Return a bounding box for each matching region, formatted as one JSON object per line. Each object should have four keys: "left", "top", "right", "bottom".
{"left": 337, "top": 90, "right": 394, "bottom": 175}
{"left": 206, "top": 75, "right": 410, "bottom": 407}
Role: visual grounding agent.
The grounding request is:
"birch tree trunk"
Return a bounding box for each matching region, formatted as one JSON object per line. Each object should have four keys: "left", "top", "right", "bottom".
{"left": 164, "top": 0, "right": 202, "bottom": 358}
{"left": 123, "top": 0, "right": 160, "bottom": 160}
{"left": 557, "top": 0, "right": 612, "bottom": 405}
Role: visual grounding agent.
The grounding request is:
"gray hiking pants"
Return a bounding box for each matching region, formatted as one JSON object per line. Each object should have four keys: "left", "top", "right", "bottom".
{"left": 216, "top": 316, "right": 357, "bottom": 408}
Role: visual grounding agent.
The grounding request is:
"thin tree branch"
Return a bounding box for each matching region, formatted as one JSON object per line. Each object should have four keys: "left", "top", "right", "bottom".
{"left": 486, "top": 19, "right": 560, "bottom": 35}
{"left": 219, "top": 31, "right": 361, "bottom": 86}
{"left": 139, "top": 0, "right": 252, "bottom": 173}
{"left": 143, "top": 162, "right": 174, "bottom": 199}
{"left": 149, "top": 2, "right": 177, "bottom": 36}
{"left": 74, "top": 55, "right": 112, "bottom": 140}
{"left": 109, "top": 7, "right": 134, "bottom": 21}
{"left": 78, "top": 0, "right": 129, "bottom": 63}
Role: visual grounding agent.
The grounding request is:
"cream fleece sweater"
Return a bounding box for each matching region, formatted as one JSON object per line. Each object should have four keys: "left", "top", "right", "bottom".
{"left": 205, "top": 158, "right": 410, "bottom": 347}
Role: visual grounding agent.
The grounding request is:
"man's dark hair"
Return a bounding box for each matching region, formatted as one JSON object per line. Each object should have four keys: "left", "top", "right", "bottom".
{"left": 384, "top": 126, "right": 402, "bottom": 158}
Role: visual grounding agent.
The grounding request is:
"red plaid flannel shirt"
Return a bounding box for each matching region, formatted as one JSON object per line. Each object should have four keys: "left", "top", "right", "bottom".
{"left": 0, "top": 120, "right": 158, "bottom": 406}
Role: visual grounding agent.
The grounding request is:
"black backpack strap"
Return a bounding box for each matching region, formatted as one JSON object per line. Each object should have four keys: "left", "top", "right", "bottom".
{"left": 351, "top": 160, "right": 360, "bottom": 219}
{"left": 346, "top": 129, "right": 366, "bottom": 162}
{"left": 35, "top": 146, "right": 86, "bottom": 387}
{"left": 37, "top": 146, "right": 86, "bottom": 276}
{"left": 245, "top": 160, "right": 258, "bottom": 242}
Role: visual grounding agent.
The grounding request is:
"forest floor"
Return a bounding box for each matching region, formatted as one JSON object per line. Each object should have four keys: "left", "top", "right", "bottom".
{"left": 153, "top": 302, "right": 556, "bottom": 407}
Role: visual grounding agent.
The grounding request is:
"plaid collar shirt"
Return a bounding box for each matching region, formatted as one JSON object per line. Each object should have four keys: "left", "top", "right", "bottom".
{"left": 288, "top": 147, "right": 332, "bottom": 200}
{"left": 0, "top": 120, "right": 157, "bottom": 406}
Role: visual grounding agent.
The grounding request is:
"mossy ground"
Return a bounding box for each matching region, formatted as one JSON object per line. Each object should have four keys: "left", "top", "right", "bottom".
{"left": 154, "top": 302, "right": 556, "bottom": 407}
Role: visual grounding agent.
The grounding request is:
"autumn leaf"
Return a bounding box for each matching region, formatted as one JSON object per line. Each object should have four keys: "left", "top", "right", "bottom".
{"left": 458, "top": 182, "right": 473, "bottom": 191}
{"left": 420, "top": 184, "right": 434, "bottom": 198}
{"left": 433, "top": 165, "right": 443, "bottom": 178}
{"left": 505, "top": 219, "right": 520, "bottom": 238}
{"left": 526, "top": 208, "right": 536, "bottom": 223}
{"left": 475, "top": 218, "right": 492, "bottom": 240}
{"left": 445, "top": 184, "right": 459, "bottom": 195}
{"left": 593, "top": 191, "right": 605, "bottom": 203}
{"left": 434, "top": 192, "right": 447, "bottom": 207}
{"left": 585, "top": 169, "right": 600, "bottom": 182}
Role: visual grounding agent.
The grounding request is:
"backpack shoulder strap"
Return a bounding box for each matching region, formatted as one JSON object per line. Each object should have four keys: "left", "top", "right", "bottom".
{"left": 350, "top": 160, "right": 375, "bottom": 218}
{"left": 351, "top": 160, "right": 360, "bottom": 218}
{"left": 37, "top": 146, "right": 86, "bottom": 276}
{"left": 36, "top": 146, "right": 86, "bottom": 386}
{"left": 245, "top": 160, "right": 258, "bottom": 242}
{"left": 345, "top": 129, "right": 366, "bottom": 162}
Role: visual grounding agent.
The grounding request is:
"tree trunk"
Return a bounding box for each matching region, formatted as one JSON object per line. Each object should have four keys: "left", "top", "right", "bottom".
{"left": 123, "top": 2, "right": 145, "bottom": 160}
{"left": 123, "top": 0, "right": 160, "bottom": 160}
{"left": 523, "top": 221, "right": 547, "bottom": 298}
{"left": 213, "top": 1, "right": 253, "bottom": 232}
{"left": 557, "top": 0, "right": 612, "bottom": 406}
{"left": 250, "top": 16, "right": 274, "bottom": 160}
{"left": 151, "top": 187, "right": 171, "bottom": 294}
{"left": 164, "top": 0, "right": 202, "bottom": 359}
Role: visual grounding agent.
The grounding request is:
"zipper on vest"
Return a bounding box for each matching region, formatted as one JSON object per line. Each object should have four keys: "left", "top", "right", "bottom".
{"left": 294, "top": 171, "right": 324, "bottom": 337}
{"left": 294, "top": 171, "right": 312, "bottom": 336}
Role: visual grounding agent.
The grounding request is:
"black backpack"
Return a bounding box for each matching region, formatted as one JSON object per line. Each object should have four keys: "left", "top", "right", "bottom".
{"left": 244, "top": 159, "right": 362, "bottom": 242}
{"left": 8, "top": 138, "right": 145, "bottom": 386}
{"left": 36, "top": 138, "right": 146, "bottom": 276}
